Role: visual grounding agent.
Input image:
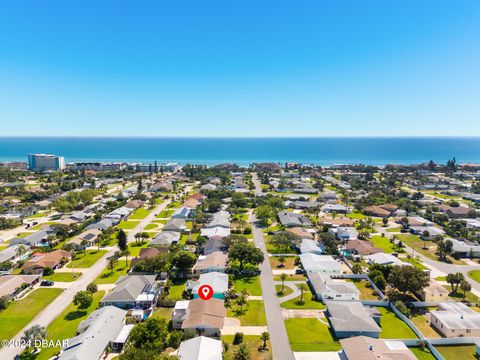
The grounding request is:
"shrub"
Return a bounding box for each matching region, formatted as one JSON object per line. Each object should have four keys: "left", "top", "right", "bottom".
{"left": 233, "top": 332, "right": 244, "bottom": 345}
{"left": 43, "top": 267, "right": 54, "bottom": 276}
{"left": 87, "top": 283, "right": 98, "bottom": 294}
{"left": 243, "top": 227, "right": 252, "bottom": 235}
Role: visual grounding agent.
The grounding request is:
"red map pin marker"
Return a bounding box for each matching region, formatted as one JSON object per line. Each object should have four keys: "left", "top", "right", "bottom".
{"left": 198, "top": 284, "right": 213, "bottom": 300}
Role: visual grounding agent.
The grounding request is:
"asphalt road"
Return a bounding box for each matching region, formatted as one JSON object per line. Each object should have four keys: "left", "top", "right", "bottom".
{"left": 0, "top": 199, "right": 171, "bottom": 359}
{"left": 251, "top": 173, "right": 295, "bottom": 360}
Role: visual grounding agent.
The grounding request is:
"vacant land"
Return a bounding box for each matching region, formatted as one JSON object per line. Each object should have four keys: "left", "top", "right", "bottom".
{"left": 410, "top": 347, "right": 437, "bottom": 360}
{"left": 67, "top": 250, "right": 107, "bottom": 268}
{"left": 370, "top": 235, "right": 397, "bottom": 253}
{"left": 0, "top": 288, "right": 63, "bottom": 341}
{"left": 468, "top": 270, "right": 480, "bottom": 283}
{"left": 222, "top": 335, "right": 271, "bottom": 360}
{"left": 116, "top": 220, "right": 140, "bottom": 230}
{"left": 233, "top": 275, "right": 262, "bottom": 296}
{"left": 273, "top": 274, "right": 307, "bottom": 282}
{"left": 227, "top": 300, "right": 266, "bottom": 326}
{"left": 269, "top": 256, "right": 297, "bottom": 269}
{"left": 43, "top": 272, "right": 81, "bottom": 282}
{"left": 435, "top": 345, "right": 477, "bottom": 360}
{"left": 285, "top": 318, "right": 341, "bottom": 352}
{"left": 411, "top": 313, "right": 441, "bottom": 338}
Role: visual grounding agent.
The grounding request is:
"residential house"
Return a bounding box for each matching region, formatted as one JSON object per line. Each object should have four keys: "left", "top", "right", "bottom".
{"left": 291, "top": 201, "right": 320, "bottom": 210}
{"left": 0, "top": 244, "right": 31, "bottom": 265}
{"left": 101, "top": 275, "right": 160, "bottom": 309}
{"left": 450, "top": 239, "right": 480, "bottom": 258}
{"left": 200, "top": 226, "right": 230, "bottom": 242}
{"left": 188, "top": 272, "right": 229, "bottom": 299}
{"left": 68, "top": 229, "right": 101, "bottom": 251}
{"left": 106, "top": 207, "right": 132, "bottom": 221}
{"left": 363, "top": 206, "right": 391, "bottom": 218}
{"left": 0, "top": 274, "right": 40, "bottom": 298}
{"left": 124, "top": 199, "right": 144, "bottom": 209}
{"left": 203, "top": 238, "right": 226, "bottom": 255}
{"left": 340, "top": 336, "right": 417, "bottom": 360}
{"left": 365, "top": 253, "right": 407, "bottom": 267}
{"left": 277, "top": 211, "right": 313, "bottom": 227}
{"left": 330, "top": 226, "right": 358, "bottom": 241}
{"left": 309, "top": 272, "right": 360, "bottom": 301}
{"left": 318, "top": 217, "right": 355, "bottom": 227}
{"left": 321, "top": 204, "right": 350, "bottom": 214}
{"left": 163, "top": 218, "right": 187, "bottom": 232}
{"left": 409, "top": 226, "right": 445, "bottom": 239}
{"left": 131, "top": 247, "right": 163, "bottom": 268}
{"left": 23, "top": 249, "right": 72, "bottom": 274}
{"left": 299, "top": 239, "right": 324, "bottom": 255}
{"left": 286, "top": 227, "right": 314, "bottom": 240}
{"left": 299, "top": 253, "right": 341, "bottom": 275}
{"left": 446, "top": 206, "right": 472, "bottom": 219}
{"left": 205, "top": 211, "right": 230, "bottom": 228}
{"left": 10, "top": 229, "right": 49, "bottom": 247}
{"left": 192, "top": 252, "right": 228, "bottom": 274}
{"left": 430, "top": 301, "right": 480, "bottom": 337}
{"left": 200, "top": 184, "right": 217, "bottom": 192}
{"left": 174, "top": 336, "right": 223, "bottom": 360}
{"left": 418, "top": 282, "right": 449, "bottom": 302}
{"left": 325, "top": 301, "right": 381, "bottom": 339}
{"left": 345, "top": 240, "right": 382, "bottom": 256}
{"left": 172, "top": 298, "right": 226, "bottom": 337}
{"left": 150, "top": 231, "right": 181, "bottom": 248}
{"left": 86, "top": 218, "right": 118, "bottom": 231}
{"left": 59, "top": 306, "right": 128, "bottom": 360}
{"left": 172, "top": 207, "right": 191, "bottom": 219}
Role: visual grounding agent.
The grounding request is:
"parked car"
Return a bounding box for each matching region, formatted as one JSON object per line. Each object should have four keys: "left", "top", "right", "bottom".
{"left": 40, "top": 280, "right": 54, "bottom": 286}
{"left": 295, "top": 268, "right": 304, "bottom": 274}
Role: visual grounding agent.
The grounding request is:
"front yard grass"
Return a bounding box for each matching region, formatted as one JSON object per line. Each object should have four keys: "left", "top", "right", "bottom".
{"left": 232, "top": 275, "right": 262, "bottom": 296}
{"left": 145, "top": 223, "right": 160, "bottom": 230}
{"left": 156, "top": 209, "right": 174, "bottom": 218}
{"left": 445, "top": 285, "right": 479, "bottom": 304}
{"left": 285, "top": 318, "right": 341, "bottom": 352}
{"left": 67, "top": 250, "right": 107, "bottom": 268}
{"left": 468, "top": 270, "right": 480, "bottom": 283}
{"left": 94, "top": 259, "right": 129, "bottom": 284}
{"left": 370, "top": 235, "right": 397, "bottom": 253}
{"left": 0, "top": 288, "right": 63, "bottom": 341}
{"left": 227, "top": 300, "right": 266, "bottom": 326}
{"left": 273, "top": 274, "right": 307, "bottom": 281}
{"left": 281, "top": 294, "right": 326, "bottom": 310}
{"left": 346, "top": 211, "right": 367, "bottom": 220}
{"left": 269, "top": 256, "right": 298, "bottom": 269}
{"left": 411, "top": 313, "right": 441, "bottom": 338}
{"left": 29, "top": 221, "right": 56, "bottom": 230}
{"left": 435, "top": 345, "right": 477, "bottom": 360}
{"left": 116, "top": 220, "right": 140, "bottom": 230}
{"left": 400, "top": 256, "right": 428, "bottom": 270}
{"left": 43, "top": 272, "right": 81, "bottom": 282}
{"left": 34, "top": 291, "right": 105, "bottom": 360}
{"left": 275, "top": 284, "right": 294, "bottom": 297}
{"left": 377, "top": 307, "right": 418, "bottom": 339}
{"left": 222, "top": 335, "right": 271, "bottom": 360}
{"left": 129, "top": 207, "right": 151, "bottom": 220}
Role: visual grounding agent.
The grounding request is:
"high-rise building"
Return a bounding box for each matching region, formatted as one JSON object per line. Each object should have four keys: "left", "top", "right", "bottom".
{"left": 28, "top": 154, "right": 65, "bottom": 171}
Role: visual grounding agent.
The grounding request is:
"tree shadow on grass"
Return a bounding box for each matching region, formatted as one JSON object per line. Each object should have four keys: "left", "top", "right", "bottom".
{"left": 64, "top": 310, "right": 87, "bottom": 321}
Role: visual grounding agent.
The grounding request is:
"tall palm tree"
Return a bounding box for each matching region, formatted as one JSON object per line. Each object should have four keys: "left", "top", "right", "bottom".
{"left": 280, "top": 273, "right": 287, "bottom": 293}
{"left": 260, "top": 332, "right": 270, "bottom": 350}
{"left": 296, "top": 283, "right": 308, "bottom": 302}
{"left": 15, "top": 245, "right": 27, "bottom": 260}
{"left": 80, "top": 239, "right": 89, "bottom": 256}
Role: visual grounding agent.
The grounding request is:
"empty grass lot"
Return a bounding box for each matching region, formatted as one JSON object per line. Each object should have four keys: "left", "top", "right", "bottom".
{"left": 232, "top": 275, "right": 262, "bottom": 296}
{"left": 66, "top": 250, "right": 107, "bottom": 268}
{"left": 94, "top": 259, "right": 129, "bottom": 284}
{"left": 269, "top": 256, "right": 298, "bottom": 269}
{"left": 281, "top": 293, "right": 326, "bottom": 310}
{"left": 285, "top": 318, "right": 341, "bottom": 352}
{"left": 377, "top": 307, "right": 418, "bottom": 339}
{"left": 370, "top": 235, "right": 397, "bottom": 253}
{"left": 129, "top": 208, "right": 151, "bottom": 220}
{"left": 0, "top": 288, "right": 63, "bottom": 341}
{"left": 34, "top": 291, "right": 105, "bottom": 360}
{"left": 43, "top": 272, "right": 81, "bottom": 282}
{"left": 227, "top": 300, "right": 266, "bottom": 326}
{"left": 222, "top": 335, "right": 272, "bottom": 360}
{"left": 116, "top": 220, "right": 140, "bottom": 230}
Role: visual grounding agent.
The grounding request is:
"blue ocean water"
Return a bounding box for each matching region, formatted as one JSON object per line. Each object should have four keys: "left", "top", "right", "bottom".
{"left": 0, "top": 137, "right": 480, "bottom": 166}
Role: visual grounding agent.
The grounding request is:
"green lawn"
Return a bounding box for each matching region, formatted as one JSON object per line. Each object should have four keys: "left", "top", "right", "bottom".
{"left": 370, "top": 235, "right": 397, "bottom": 253}
{"left": 411, "top": 313, "right": 441, "bottom": 338}
{"left": 43, "top": 272, "right": 81, "bottom": 282}
{"left": 386, "top": 227, "right": 402, "bottom": 233}
{"left": 26, "top": 212, "right": 49, "bottom": 219}
{"left": 265, "top": 235, "right": 296, "bottom": 254}
{"left": 468, "top": 270, "right": 480, "bottom": 283}
{"left": 285, "top": 318, "right": 341, "bottom": 352}
{"left": 152, "top": 307, "right": 173, "bottom": 320}
{"left": 0, "top": 288, "right": 63, "bottom": 341}
{"left": 66, "top": 250, "right": 107, "bottom": 268}
{"left": 169, "top": 279, "right": 187, "bottom": 300}
{"left": 227, "top": 300, "right": 266, "bottom": 326}
{"left": 273, "top": 274, "right": 307, "bottom": 281}
{"left": 29, "top": 221, "right": 56, "bottom": 230}
{"left": 232, "top": 275, "right": 262, "bottom": 296}
{"left": 346, "top": 211, "right": 368, "bottom": 220}
{"left": 34, "top": 291, "right": 105, "bottom": 360}
{"left": 156, "top": 209, "right": 174, "bottom": 218}
{"left": 400, "top": 256, "right": 428, "bottom": 270}
{"left": 129, "top": 242, "right": 149, "bottom": 257}
{"left": 275, "top": 284, "right": 294, "bottom": 297}
{"left": 445, "top": 285, "right": 479, "bottom": 304}
{"left": 94, "top": 259, "right": 129, "bottom": 284}
{"left": 346, "top": 279, "right": 378, "bottom": 300}
{"left": 435, "top": 345, "right": 477, "bottom": 360}
{"left": 145, "top": 223, "right": 160, "bottom": 230}
{"left": 410, "top": 347, "right": 437, "bottom": 360}
{"left": 129, "top": 208, "right": 151, "bottom": 220}
{"left": 116, "top": 220, "right": 140, "bottom": 230}
{"left": 222, "top": 335, "right": 271, "bottom": 360}
{"left": 281, "top": 294, "right": 326, "bottom": 309}
{"left": 377, "top": 307, "right": 418, "bottom": 339}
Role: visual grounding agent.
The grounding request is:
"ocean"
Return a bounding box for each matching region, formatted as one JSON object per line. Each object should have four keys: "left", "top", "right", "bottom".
{"left": 1, "top": 137, "right": 480, "bottom": 166}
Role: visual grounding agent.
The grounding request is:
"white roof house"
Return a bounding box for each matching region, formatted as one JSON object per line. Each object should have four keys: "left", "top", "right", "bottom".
{"left": 299, "top": 239, "right": 324, "bottom": 255}
{"left": 300, "top": 253, "right": 341, "bottom": 274}
{"left": 450, "top": 238, "right": 480, "bottom": 257}
{"left": 431, "top": 302, "right": 480, "bottom": 337}
{"left": 201, "top": 226, "right": 230, "bottom": 240}
{"left": 366, "top": 253, "right": 408, "bottom": 267}
{"left": 175, "top": 336, "right": 223, "bottom": 360}
{"left": 309, "top": 272, "right": 360, "bottom": 301}
{"left": 205, "top": 210, "right": 230, "bottom": 228}
{"left": 188, "top": 272, "right": 229, "bottom": 298}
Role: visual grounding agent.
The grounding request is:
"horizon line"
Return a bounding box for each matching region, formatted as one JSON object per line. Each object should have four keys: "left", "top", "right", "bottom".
{"left": 2, "top": 135, "right": 480, "bottom": 139}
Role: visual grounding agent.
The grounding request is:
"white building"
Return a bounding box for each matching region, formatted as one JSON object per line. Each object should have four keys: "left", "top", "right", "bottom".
{"left": 28, "top": 154, "right": 65, "bottom": 171}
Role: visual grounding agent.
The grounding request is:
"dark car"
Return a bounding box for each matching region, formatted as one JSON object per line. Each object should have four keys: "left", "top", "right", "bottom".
{"left": 295, "top": 268, "right": 304, "bottom": 274}
{"left": 40, "top": 280, "right": 54, "bottom": 286}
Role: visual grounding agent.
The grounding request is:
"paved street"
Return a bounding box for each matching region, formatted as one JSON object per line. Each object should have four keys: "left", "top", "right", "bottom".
{"left": 0, "top": 199, "right": 171, "bottom": 359}
{"left": 251, "top": 173, "right": 295, "bottom": 360}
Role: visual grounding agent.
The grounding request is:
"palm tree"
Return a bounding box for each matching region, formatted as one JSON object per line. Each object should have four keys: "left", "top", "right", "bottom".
{"left": 260, "top": 332, "right": 270, "bottom": 350}
{"left": 108, "top": 257, "right": 118, "bottom": 274}
{"left": 15, "top": 245, "right": 27, "bottom": 260}
{"left": 296, "top": 283, "right": 308, "bottom": 302}
{"left": 22, "top": 325, "right": 47, "bottom": 352}
{"left": 280, "top": 273, "right": 287, "bottom": 293}
{"left": 233, "top": 342, "right": 251, "bottom": 360}
{"left": 278, "top": 256, "right": 286, "bottom": 268}
{"left": 80, "top": 239, "right": 89, "bottom": 256}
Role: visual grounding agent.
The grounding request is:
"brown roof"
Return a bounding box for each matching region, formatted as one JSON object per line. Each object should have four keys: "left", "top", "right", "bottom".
{"left": 286, "top": 227, "right": 314, "bottom": 239}
{"left": 23, "top": 249, "right": 72, "bottom": 272}
{"left": 190, "top": 193, "right": 204, "bottom": 201}
{"left": 184, "top": 198, "right": 200, "bottom": 209}
{"left": 0, "top": 275, "right": 41, "bottom": 298}
{"left": 340, "top": 336, "right": 416, "bottom": 360}
{"left": 192, "top": 252, "right": 228, "bottom": 272}
{"left": 345, "top": 240, "right": 382, "bottom": 255}
{"left": 379, "top": 204, "right": 398, "bottom": 212}
{"left": 446, "top": 206, "right": 471, "bottom": 217}
{"left": 318, "top": 217, "right": 355, "bottom": 227}
{"left": 69, "top": 229, "right": 101, "bottom": 245}
{"left": 182, "top": 299, "right": 226, "bottom": 329}
{"left": 131, "top": 247, "right": 162, "bottom": 267}
{"left": 125, "top": 200, "right": 144, "bottom": 209}
{"left": 363, "top": 206, "right": 391, "bottom": 217}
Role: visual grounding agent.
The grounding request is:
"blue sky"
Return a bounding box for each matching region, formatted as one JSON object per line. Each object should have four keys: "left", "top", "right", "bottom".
{"left": 1, "top": 1, "right": 479, "bottom": 137}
